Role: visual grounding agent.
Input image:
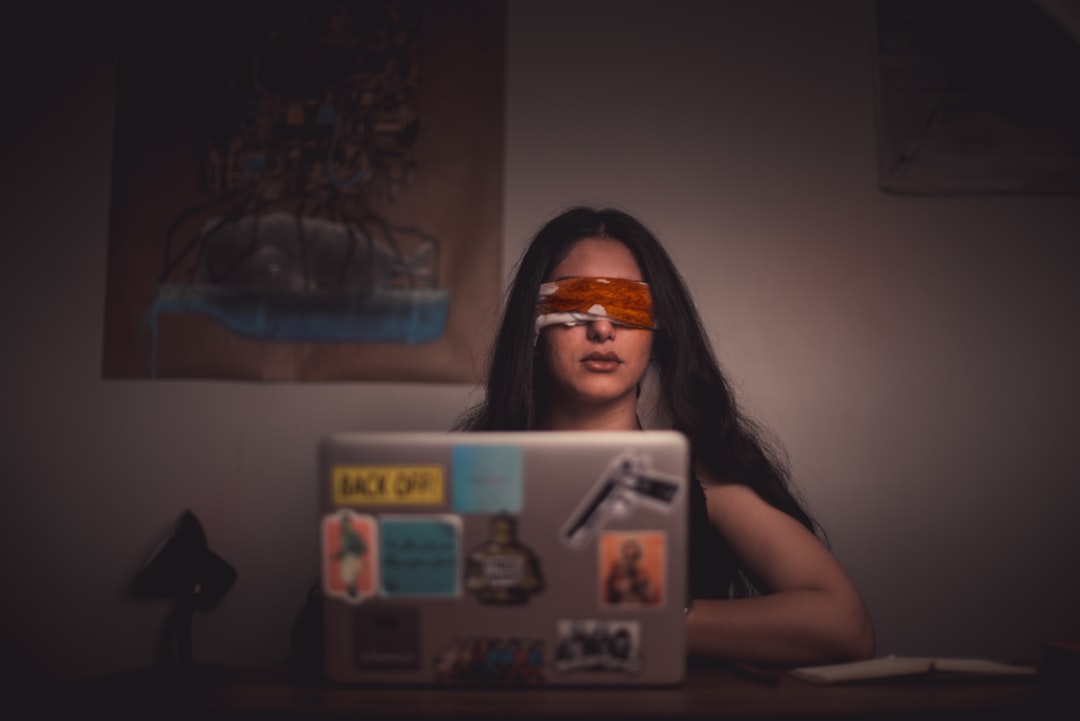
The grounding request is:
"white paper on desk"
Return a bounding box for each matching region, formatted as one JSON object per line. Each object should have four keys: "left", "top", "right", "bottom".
{"left": 789, "top": 655, "right": 1037, "bottom": 684}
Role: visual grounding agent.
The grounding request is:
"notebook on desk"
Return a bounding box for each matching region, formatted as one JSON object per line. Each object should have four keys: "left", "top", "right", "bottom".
{"left": 318, "top": 430, "right": 689, "bottom": 685}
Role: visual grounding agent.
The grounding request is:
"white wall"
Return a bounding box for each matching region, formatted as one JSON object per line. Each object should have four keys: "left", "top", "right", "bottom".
{"left": 3, "top": 0, "right": 1079, "bottom": 679}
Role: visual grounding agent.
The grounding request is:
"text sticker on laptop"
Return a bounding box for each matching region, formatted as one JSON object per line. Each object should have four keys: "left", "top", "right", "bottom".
{"left": 332, "top": 465, "right": 445, "bottom": 507}
{"left": 380, "top": 515, "right": 462, "bottom": 597}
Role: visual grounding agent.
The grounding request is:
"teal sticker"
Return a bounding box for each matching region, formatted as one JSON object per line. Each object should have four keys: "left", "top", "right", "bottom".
{"left": 452, "top": 445, "right": 524, "bottom": 513}
{"left": 380, "top": 515, "right": 461, "bottom": 597}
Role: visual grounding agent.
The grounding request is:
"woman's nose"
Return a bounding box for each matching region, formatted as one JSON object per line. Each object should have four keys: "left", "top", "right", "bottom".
{"left": 587, "top": 318, "right": 615, "bottom": 341}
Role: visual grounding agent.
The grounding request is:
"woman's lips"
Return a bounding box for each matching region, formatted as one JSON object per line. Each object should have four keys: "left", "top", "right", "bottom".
{"left": 581, "top": 352, "right": 621, "bottom": 372}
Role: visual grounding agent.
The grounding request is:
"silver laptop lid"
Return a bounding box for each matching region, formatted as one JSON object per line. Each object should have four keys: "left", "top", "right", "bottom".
{"left": 319, "top": 430, "right": 688, "bottom": 685}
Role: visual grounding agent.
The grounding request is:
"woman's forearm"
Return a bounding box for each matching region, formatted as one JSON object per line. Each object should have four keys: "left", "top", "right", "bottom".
{"left": 686, "top": 590, "right": 876, "bottom": 666}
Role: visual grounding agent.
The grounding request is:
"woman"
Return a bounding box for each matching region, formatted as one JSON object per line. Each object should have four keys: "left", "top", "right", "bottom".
{"left": 457, "top": 206, "right": 875, "bottom": 665}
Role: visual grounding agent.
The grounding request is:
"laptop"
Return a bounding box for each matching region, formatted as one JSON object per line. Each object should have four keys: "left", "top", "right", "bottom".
{"left": 318, "top": 430, "right": 689, "bottom": 685}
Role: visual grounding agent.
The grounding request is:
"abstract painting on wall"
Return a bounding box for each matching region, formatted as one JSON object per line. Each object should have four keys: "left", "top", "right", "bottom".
{"left": 103, "top": 0, "right": 505, "bottom": 381}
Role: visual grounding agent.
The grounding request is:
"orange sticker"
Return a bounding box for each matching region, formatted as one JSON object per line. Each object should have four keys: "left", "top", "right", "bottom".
{"left": 322, "top": 510, "right": 378, "bottom": 603}
{"left": 598, "top": 531, "right": 666, "bottom": 607}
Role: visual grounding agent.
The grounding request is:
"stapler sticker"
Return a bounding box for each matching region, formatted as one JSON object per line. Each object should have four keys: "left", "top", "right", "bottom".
{"left": 560, "top": 451, "right": 680, "bottom": 547}
{"left": 379, "top": 515, "right": 461, "bottom": 597}
{"left": 463, "top": 513, "right": 545, "bottom": 604}
{"left": 554, "top": 620, "right": 642, "bottom": 674}
{"left": 322, "top": 510, "right": 378, "bottom": 603}
{"left": 599, "top": 531, "right": 666, "bottom": 607}
{"left": 433, "top": 637, "right": 546, "bottom": 683}
{"left": 332, "top": 465, "right": 444, "bottom": 506}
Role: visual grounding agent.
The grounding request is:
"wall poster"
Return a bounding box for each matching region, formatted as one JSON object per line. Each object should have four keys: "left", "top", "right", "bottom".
{"left": 103, "top": 0, "right": 505, "bottom": 381}
{"left": 874, "top": 0, "right": 1080, "bottom": 195}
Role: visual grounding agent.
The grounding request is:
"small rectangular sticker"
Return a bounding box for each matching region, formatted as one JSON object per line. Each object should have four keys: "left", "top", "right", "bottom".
{"left": 322, "top": 511, "right": 379, "bottom": 603}
{"left": 380, "top": 515, "right": 461, "bottom": 597}
{"left": 332, "top": 465, "right": 445, "bottom": 506}
{"left": 434, "top": 637, "right": 546, "bottom": 683}
{"left": 599, "top": 531, "right": 667, "bottom": 607}
{"left": 554, "top": 620, "right": 642, "bottom": 674}
{"left": 352, "top": 606, "right": 420, "bottom": 671}
{"left": 451, "top": 445, "right": 523, "bottom": 513}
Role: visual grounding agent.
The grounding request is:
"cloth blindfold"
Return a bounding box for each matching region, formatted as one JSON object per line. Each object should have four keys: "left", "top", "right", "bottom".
{"left": 535, "top": 276, "right": 655, "bottom": 335}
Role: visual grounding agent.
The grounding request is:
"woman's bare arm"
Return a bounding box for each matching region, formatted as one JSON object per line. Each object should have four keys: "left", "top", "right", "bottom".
{"left": 686, "top": 482, "right": 875, "bottom": 665}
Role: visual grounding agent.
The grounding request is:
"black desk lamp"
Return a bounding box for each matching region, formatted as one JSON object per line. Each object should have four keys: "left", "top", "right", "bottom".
{"left": 129, "top": 510, "right": 237, "bottom": 676}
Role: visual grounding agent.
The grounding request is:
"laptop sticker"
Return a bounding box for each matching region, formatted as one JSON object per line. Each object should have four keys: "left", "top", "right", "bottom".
{"left": 433, "top": 637, "right": 546, "bottom": 683}
{"left": 463, "top": 513, "right": 545, "bottom": 604}
{"left": 554, "top": 620, "right": 642, "bottom": 674}
{"left": 332, "top": 465, "right": 444, "bottom": 506}
{"left": 599, "top": 531, "right": 666, "bottom": 607}
{"left": 352, "top": 605, "right": 420, "bottom": 671}
{"left": 451, "top": 445, "right": 523, "bottom": 513}
{"left": 379, "top": 515, "right": 461, "bottom": 597}
{"left": 561, "top": 451, "right": 680, "bottom": 547}
{"left": 322, "top": 510, "right": 378, "bottom": 603}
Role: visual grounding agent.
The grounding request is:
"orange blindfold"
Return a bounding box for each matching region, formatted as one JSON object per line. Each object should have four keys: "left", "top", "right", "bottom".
{"left": 535, "top": 277, "right": 655, "bottom": 333}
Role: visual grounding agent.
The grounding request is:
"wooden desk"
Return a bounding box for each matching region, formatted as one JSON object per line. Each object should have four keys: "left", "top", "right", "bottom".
{"left": 30, "top": 663, "right": 1077, "bottom": 720}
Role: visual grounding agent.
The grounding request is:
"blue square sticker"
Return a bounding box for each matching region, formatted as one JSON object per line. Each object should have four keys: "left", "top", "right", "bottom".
{"left": 452, "top": 445, "right": 524, "bottom": 513}
{"left": 379, "top": 516, "right": 461, "bottom": 597}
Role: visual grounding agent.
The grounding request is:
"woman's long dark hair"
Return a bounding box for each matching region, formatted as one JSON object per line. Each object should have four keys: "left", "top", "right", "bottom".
{"left": 456, "top": 207, "right": 820, "bottom": 595}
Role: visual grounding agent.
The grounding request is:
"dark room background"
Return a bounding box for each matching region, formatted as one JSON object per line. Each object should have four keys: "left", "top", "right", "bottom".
{"left": 3, "top": 0, "right": 1079, "bottom": 679}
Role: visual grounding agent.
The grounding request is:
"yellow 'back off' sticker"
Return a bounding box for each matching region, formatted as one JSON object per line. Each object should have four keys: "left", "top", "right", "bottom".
{"left": 333, "top": 466, "right": 445, "bottom": 506}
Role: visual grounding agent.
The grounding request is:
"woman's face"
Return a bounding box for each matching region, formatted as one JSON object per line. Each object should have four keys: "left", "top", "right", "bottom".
{"left": 539, "top": 237, "right": 653, "bottom": 417}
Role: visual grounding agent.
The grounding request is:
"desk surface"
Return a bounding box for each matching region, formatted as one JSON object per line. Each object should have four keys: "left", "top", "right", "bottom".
{"left": 43, "top": 663, "right": 1075, "bottom": 721}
